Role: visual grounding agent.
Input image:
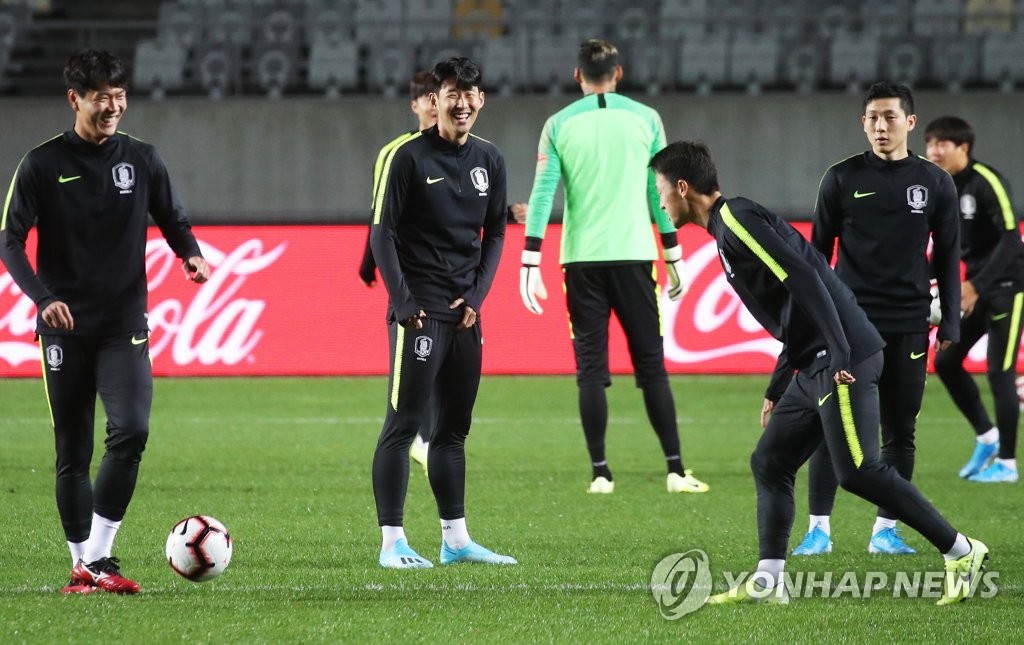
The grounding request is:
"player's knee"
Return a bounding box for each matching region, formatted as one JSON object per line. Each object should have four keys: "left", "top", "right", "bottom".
{"left": 749, "top": 448, "right": 775, "bottom": 481}
{"left": 106, "top": 423, "right": 150, "bottom": 457}
{"left": 933, "top": 349, "right": 959, "bottom": 376}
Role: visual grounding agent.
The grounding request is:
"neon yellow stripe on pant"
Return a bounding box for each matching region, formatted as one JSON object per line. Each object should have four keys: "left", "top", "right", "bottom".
{"left": 38, "top": 339, "right": 55, "bottom": 427}
{"left": 837, "top": 383, "right": 862, "bottom": 468}
{"left": 390, "top": 325, "right": 405, "bottom": 410}
{"left": 1003, "top": 291, "right": 1024, "bottom": 371}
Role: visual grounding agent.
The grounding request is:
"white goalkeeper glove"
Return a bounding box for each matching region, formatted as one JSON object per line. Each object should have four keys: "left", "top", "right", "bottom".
{"left": 664, "top": 245, "right": 688, "bottom": 300}
{"left": 519, "top": 250, "right": 548, "bottom": 314}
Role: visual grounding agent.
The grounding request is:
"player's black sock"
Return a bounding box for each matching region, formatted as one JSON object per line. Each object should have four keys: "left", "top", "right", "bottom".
{"left": 666, "top": 455, "right": 685, "bottom": 476}
{"left": 579, "top": 383, "right": 608, "bottom": 464}
{"left": 592, "top": 461, "right": 613, "bottom": 482}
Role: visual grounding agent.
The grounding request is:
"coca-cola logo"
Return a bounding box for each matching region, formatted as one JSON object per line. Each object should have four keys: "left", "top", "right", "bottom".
{"left": 0, "top": 237, "right": 286, "bottom": 368}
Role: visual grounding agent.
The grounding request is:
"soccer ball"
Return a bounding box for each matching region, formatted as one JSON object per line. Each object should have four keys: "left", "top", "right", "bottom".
{"left": 1017, "top": 376, "right": 1024, "bottom": 412}
{"left": 166, "top": 515, "right": 233, "bottom": 581}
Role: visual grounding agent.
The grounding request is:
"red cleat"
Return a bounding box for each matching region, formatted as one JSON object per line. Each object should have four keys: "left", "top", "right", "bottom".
{"left": 61, "top": 576, "right": 97, "bottom": 595}
{"left": 72, "top": 557, "right": 140, "bottom": 594}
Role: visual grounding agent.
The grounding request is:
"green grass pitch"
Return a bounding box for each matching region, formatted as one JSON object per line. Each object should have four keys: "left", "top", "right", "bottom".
{"left": 2, "top": 375, "right": 1022, "bottom": 641}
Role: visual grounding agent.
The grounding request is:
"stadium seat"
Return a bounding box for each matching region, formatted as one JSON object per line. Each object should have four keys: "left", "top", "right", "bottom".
{"left": 561, "top": 3, "right": 605, "bottom": 44}
{"left": 204, "top": 2, "right": 254, "bottom": 48}
{"left": 527, "top": 38, "right": 574, "bottom": 95}
{"left": 367, "top": 42, "right": 414, "bottom": 97}
{"left": 782, "top": 42, "right": 822, "bottom": 94}
{"left": 0, "top": 2, "right": 31, "bottom": 51}
{"left": 619, "top": 38, "right": 670, "bottom": 95}
{"left": 197, "top": 46, "right": 237, "bottom": 100}
{"left": 884, "top": 40, "right": 925, "bottom": 87}
{"left": 355, "top": 0, "right": 403, "bottom": 43}
{"left": 678, "top": 35, "right": 727, "bottom": 96}
{"left": 981, "top": 33, "right": 1024, "bottom": 91}
{"left": 306, "top": 6, "right": 352, "bottom": 46}
{"left": 613, "top": 4, "right": 652, "bottom": 41}
{"left": 308, "top": 39, "right": 359, "bottom": 98}
{"left": 964, "top": 0, "right": 1014, "bottom": 33}
{"left": 729, "top": 33, "right": 779, "bottom": 94}
{"left": 658, "top": 0, "right": 707, "bottom": 40}
{"left": 478, "top": 36, "right": 519, "bottom": 96}
{"left": 760, "top": 0, "right": 810, "bottom": 40}
{"left": 816, "top": 4, "right": 854, "bottom": 38}
{"left": 157, "top": 1, "right": 202, "bottom": 49}
{"left": 859, "top": 0, "right": 913, "bottom": 38}
{"left": 452, "top": 0, "right": 504, "bottom": 40}
{"left": 911, "top": 0, "right": 963, "bottom": 35}
{"left": 928, "top": 36, "right": 979, "bottom": 91}
{"left": 405, "top": 0, "right": 454, "bottom": 43}
{"left": 133, "top": 38, "right": 187, "bottom": 99}
{"left": 828, "top": 33, "right": 879, "bottom": 93}
{"left": 255, "top": 47, "right": 295, "bottom": 99}
{"left": 257, "top": 4, "right": 302, "bottom": 47}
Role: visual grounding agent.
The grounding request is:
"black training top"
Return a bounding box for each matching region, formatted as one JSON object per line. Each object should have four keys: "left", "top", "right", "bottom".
{"left": 951, "top": 159, "right": 1024, "bottom": 298}
{"left": 812, "top": 151, "right": 960, "bottom": 342}
{"left": 706, "top": 196, "right": 885, "bottom": 402}
{"left": 370, "top": 125, "right": 508, "bottom": 324}
{"left": 0, "top": 130, "right": 202, "bottom": 335}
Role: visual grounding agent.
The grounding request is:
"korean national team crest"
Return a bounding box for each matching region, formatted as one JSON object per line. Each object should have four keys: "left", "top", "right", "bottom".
{"left": 906, "top": 184, "right": 928, "bottom": 212}
{"left": 961, "top": 194, "right": 977, "bottom": 220}
{"left": 470, "top": 167, "right": 489, "bottom": 195}
{"left": 414, "top": 335, "right": 433, "bottom": 361}
{"left": 112, "top": 162, "right": 135, "bottom": 193}
{"left": 45, "top": 344, "right": 62, "bottom": 370}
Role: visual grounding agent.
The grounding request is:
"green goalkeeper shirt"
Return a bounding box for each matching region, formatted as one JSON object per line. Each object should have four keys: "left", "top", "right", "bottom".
{"left": 525, "top": 92, "right": 674, "bottom": 264}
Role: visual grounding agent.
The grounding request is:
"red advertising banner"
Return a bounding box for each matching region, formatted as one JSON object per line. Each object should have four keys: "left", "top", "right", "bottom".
{"left": 0, "top": 224, "right": 1010, "bottom": 376}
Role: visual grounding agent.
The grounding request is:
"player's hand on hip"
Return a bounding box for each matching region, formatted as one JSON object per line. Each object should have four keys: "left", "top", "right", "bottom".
{"left": 41, "top": 301, "right": 74, "bottom": 330}
{"left": 450, "top": 298, "right": 477, "bottom": 329}
{"left": 664, "top": 245, "right": 689, "bottom": 300}
{"left": 183, "top": 256, "right": 210, "bottom": 283}
{"left": 519, "top": 250, "right": 547, "bottom": 314}
{"left": 402, "top": 310, "right": 426, "bottom": 329}
{"left": 833, "top": 369, "right": 856, "bottom": 385}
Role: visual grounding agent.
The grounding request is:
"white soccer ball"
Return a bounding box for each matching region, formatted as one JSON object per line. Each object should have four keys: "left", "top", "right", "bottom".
{"left": 929, "top": 282, "right": 941, "bottom": 326}
{"left": 1017, "top": 376, "right": 1024, "bottom": 412}
{"left": 166, "top": 515, "right": 233, "bottom": 582}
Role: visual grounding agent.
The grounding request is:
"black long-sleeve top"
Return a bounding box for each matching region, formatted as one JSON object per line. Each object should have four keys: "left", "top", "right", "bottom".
{"left": 0, "top": 130, "right": 202, "bottom": 335}
{"left": 370, "top": 125, "right": 507, "bottom": 323}
{"left": 706, "top": 196, "right": 884, "bottom": 402}
{"left": 952, "top": 159, "right": 1024, "bottom": 297}
{"left": 812, "top": 151, "right": 960, "bottom": 343}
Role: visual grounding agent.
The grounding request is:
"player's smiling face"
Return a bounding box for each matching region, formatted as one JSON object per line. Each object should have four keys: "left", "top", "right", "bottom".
{"left": 862, "top": 97, "right": 916, "bottom": 160}
{"left": 69, "top": 84, "right": 126, "bottom": 145}
{"left": 433, "top": 79, "right": 484, "bottom": 144}
{"left": 926, "top": 138, "right": 969, "bottom": 174}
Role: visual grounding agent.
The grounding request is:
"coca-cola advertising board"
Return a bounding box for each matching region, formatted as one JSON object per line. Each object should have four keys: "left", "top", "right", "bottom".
{"left": 0, "top": 224, "right": 1008, "bottom": 376}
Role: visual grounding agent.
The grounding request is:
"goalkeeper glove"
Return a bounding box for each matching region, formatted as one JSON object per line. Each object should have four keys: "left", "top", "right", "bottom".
{"left": 519, "top": 250, "right": 547, "bottom": 314}
{"left": 664, "top": 244, "right": 688, "bottom": 300}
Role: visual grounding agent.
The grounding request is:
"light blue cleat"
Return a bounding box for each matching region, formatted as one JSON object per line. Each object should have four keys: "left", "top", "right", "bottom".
{"left": 968, "top": 461, "right": 1018, "bottom": 483}
{"left": 440, "top": 540, "right": 517, "bottom": 565}
{"left": 868, "top": 527, "right": 916, "bottom": 554}
{"left": 379, "top": 538, "right": 433, "bottom": 569}
{"left": 791, "top": 525, "right": 832, "bottom": 556}
{"left": 959, "top": 440, "right": 998, "bottom": 479}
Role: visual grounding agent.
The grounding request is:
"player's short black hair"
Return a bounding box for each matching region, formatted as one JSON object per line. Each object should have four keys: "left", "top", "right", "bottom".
{"left": 63, "top": 49, "right": 128, "bottom": 96}
{"left": 432, "top": 57, "right": 483, "bottom": 91}
{"left": 649, "top": 141, "right": 720, "bottom": 195}
{"left": 924, "top": 115, "right": 975, "bottom": 153}
{"left": 577, "top": 39, "right": 619, "bottom": 83}
{"left": 409, "top": 70, "right": 435, "bottom": 100}
{"left": 862, "top": 82, "right": 914, "bottom": 116}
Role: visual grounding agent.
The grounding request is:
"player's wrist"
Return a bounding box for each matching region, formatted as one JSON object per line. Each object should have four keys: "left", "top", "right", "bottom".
{"left": 522, "top": 250, "right": 541, "bottom": 267}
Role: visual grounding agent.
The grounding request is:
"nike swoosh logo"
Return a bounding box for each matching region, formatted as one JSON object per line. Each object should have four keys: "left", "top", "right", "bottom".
{"left": 426, "top": 176, "right": 444, "bottom": 184}
{"left": 58, "top": 175, "right": 82, "bottom": 184}
{"left": 131, "top": 334, "right": 148, "bottom": 345}
{"left": 910, "top": 351, "right": 926, "bottom": 360}
{"left": 992, "top": 313, "right": 1009, "bottom": 321}
{"left": 853, "top": 191, "right": 876, "bottom": 199}
{"left": 818, "top": 392, "right": 833, "bottom": 406}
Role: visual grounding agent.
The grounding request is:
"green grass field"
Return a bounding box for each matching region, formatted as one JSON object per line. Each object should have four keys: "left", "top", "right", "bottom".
{"left": 2, "top": 375, "right": 1022, "bottom": 642}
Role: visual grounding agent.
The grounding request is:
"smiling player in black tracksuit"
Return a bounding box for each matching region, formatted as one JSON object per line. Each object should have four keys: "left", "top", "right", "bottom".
{"left": 927, "top": 115, "right": 1024, "bottom": 484}
{"left": 369, "top": 57, "right": 515, "bottom": 569}
{"left": 0, "top": 50, "right": 208, "bottom": 595}
{"left": 649, "top": 140, "right": 986, "bottom": 607}
{"left": 793, "top": 83, "right": 961, "bottom": 557}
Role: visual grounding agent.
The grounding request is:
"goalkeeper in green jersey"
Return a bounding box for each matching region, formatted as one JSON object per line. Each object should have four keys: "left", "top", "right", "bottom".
{"left": 520, "top": 39, "right": 708, "bottom": 495}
